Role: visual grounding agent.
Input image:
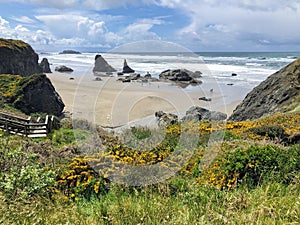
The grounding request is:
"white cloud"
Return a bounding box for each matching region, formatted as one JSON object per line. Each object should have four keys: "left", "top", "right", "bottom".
{"left": 121, "top": 18, "right": 163, "bottom": 42}
{"left": 1, "top": 0, "right": 300, "bottom": 51}
{"left": 0, "top": 16, "right": 10, "bottom": 29}
{"left": 0, "top": 16, "right": 55, "bottom": 46}
{"left": 0, "top": 0, "right": 157, "bottom": 10}
{"left": 156, "top": 0, "right": 300, "bottom": 11}
{"left": 155, "top": 0, "right": 300, "bottom": 50}
{"left": 10, "top": 16, "right": 36, "bottom": 24}
{"left": 35, "top": 14, "right": 110, "bottom": 44}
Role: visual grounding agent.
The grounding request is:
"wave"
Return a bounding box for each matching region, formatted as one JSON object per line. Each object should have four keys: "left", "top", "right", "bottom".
{"left": 40, "top": 52, "right": 298, "bottom": 88}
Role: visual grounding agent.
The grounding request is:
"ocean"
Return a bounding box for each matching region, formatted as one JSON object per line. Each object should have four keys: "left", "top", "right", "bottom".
{"left": 40, "top": 51, "right": 300, "bottom": 91}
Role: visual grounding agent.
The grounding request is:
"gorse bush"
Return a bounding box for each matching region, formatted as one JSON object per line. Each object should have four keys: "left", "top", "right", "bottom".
{"left": 248, "top": 125, "right": 288, "bottom": 140}
{"left": 199, "top": 144, "right": 300, "bottom": 190}
{"left": 57, "top": 158, "right": 109, "bottom": 200}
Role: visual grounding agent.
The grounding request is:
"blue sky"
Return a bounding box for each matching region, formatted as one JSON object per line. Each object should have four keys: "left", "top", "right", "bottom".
{"left": 0, "top": 0, "right": 300, "bottom": 52}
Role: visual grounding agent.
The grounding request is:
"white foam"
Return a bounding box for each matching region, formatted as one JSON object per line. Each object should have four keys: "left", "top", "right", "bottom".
{"left": 40, "top": 52, "right": 295, "bottom": 89}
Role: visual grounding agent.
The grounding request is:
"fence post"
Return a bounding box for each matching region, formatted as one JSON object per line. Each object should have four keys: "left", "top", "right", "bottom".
{"left": 24, "top": 124, "right": 28, "bottom": 136}
{"left": 5, "top": 119, "right": 9, "bottom": 136}
{"left": 45, "top": 115, "right": 49, "bottom": 133}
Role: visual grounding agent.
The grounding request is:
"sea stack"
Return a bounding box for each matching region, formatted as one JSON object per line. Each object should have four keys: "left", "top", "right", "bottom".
{"left": 93, "top": 54, "right": 116, "bottom": 74}
{"left": 39, "top": 58, "right": 52, "bottom": 73}
{"left": 122, "top": 59, "right": 135, "bottom": 74}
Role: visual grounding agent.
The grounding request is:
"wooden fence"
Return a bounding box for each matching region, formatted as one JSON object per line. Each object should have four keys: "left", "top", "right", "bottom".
{"left": 0, "top": 112, "right": 60, "bottom": 138}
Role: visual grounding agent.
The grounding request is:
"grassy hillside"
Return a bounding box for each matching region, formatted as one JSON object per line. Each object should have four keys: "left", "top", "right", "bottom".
{"left": 0, "top": 112, "right": 299, "bottom": 224}
{"left": 0, "top": 38, "right": 30, "bottom": 49}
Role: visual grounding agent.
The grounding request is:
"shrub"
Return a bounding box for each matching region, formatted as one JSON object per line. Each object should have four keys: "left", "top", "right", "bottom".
{"left": 0, "top": 145, "right": 56, "bottom": 199}
{"left": 57, "top": 158, "right": 109, "bottom": 200}
{"left": 248, "top": 125, "right": 288, "bottom": 140}
{"left": 199, "top": 144, "right": 300, "bottom": 190}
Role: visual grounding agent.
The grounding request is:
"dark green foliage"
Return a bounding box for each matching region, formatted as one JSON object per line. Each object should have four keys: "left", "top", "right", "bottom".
{"left": 248, "top": 125, "right": 288, "bottom": 140}
{"left": 219, "top": 145, "right": 299, "bottom": 188}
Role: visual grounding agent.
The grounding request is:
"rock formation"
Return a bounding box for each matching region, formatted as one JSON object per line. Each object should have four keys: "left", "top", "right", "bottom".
{"left": 13, "top": 74, "right": 65, "bottom": 116}
{"left": 155, "top": 111, "right": 178, "bottom": 127}
{"left": 159, "top": 69, "right": 202, "bottom": 87}
{"left": 0, "top": 38, "right": 42, "bottom": 76}
{"left": 182, "top": 106, "right": 227, "bottom": 122}
{"left": 55, "top": 65, "right": 73, "bottom": 72}
{"left": 117, "top": 73, "right": 159, "bottom": 83}
{"left": 229, "top": 58, "right": 300, "bottom": 121}
{"left": 59, "top": 50, "right": 81, "bottom": 54}
{"left": 122, "top": 59, "right": 135, "bottom": 74}
{"left": 93, "top": 55, "right": 116, "bottom": 74}
{"left": 39, "top": 58, "right": 52, "bottom": 73}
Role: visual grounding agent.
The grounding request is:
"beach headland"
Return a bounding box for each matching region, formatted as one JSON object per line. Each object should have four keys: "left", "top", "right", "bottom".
{"left": 47, "top": 72, "right": 247, "bottom": 127}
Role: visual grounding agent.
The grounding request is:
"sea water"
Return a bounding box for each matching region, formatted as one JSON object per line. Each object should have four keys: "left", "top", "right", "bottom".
{"left": 40, "top": 51, "right": 300, "bottom": 91}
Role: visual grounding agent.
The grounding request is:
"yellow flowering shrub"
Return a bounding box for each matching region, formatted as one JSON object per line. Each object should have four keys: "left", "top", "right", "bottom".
{"left": 57, "top": 158, "right": 109, "bottom": 200}
{"left": 198, "top": 144, "right": 300, "bottom": 190}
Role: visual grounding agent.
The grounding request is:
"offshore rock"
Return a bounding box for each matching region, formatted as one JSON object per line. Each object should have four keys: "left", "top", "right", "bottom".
{"left": 59, "top": 50, "right": 81, "bottom": 54}
{"left": 93, "top": 54, "right": 116, "bottom": 74}
{"left": 122, "top": 59, "right": 135, "bottom": 74}
{"left": 55, "top": 65, "right": 73, "bottom": 72}
{"left": 159, "top": 69, "right": 202, "bottom": 87}
{"left": 39, "top": 58, "right": 52, "bottom": 73}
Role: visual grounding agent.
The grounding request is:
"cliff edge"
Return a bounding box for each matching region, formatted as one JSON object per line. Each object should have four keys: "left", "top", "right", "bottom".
{"left": 0, "top": 38, "right": 42, "bottom": 76}
{"left": 229, "top": 58, "right": 300, "bottom": 121}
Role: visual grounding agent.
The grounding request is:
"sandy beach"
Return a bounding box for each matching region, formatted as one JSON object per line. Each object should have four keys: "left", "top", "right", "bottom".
{"left": 47, "top": 72, "right": 248, "bottom": 127}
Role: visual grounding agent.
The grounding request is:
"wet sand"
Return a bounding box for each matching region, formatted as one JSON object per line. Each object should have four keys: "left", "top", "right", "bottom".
{"left": 47, "top": 72, "right": 246, "bottom": 127}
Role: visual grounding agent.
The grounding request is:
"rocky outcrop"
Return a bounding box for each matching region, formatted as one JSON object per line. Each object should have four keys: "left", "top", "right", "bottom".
{"left": 93, "top": 55, "right": 116, "bottom": 74}
{"left": 39, "top": 58, "right": 52, "bottom": 73}
{"left": 159, "top": 69, "right": 202, "bottom": 87}
{"left": 182, "top": 106, "right": 227, "bottom": 122}
{"left": 13, "top": 74, "right": 64, "bottom": 116}
{"left": 117, "top": 73, "right": 159, "bottom": 83}
{"left": 55, "top": 65, "right": 73, "bottom": 72}
{"left": 122, "top": 59, "right": 135, "bottom": 74}
{"left": 59, "top": 50, "right": 81, "bottom": 54}
{"left": 155, "top": 111, "right": 178, "bottom": 127}
{"left": 0, "top": 38, "right": 42, "bottom": 76}
{"left": 229, "top": 58, "right": 300, "bottom": 121}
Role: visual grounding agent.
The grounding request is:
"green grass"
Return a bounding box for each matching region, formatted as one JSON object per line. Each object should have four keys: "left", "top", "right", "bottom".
{"left": 0, "top": 181, "right": 299, "bottom": 225}
{"left": 0, "top": 114, "right": 299, "bottom": 224}
{"left": 0, "top": 38, "right": 30, "bottom": 49}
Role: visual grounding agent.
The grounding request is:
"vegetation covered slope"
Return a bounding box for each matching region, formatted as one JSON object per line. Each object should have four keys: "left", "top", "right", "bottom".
{"left": 0, "top": 112, "right": 299, "bottom": 224}
{"left": 0, "top": 74, "right": 64, "bottom": 116}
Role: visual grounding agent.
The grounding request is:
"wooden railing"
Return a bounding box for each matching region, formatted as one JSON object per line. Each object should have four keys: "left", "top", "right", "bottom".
{"left": 0, "top": 112, "right": 60, "bottom": 138}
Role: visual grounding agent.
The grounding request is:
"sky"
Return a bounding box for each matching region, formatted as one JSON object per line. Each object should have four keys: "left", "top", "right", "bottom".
{"left": 0, "top": 0, "right": 300, "bottom": 52}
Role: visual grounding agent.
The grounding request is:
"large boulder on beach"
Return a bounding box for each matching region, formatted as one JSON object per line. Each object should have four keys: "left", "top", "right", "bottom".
{"left": 182, "top": 106, "right": 227, "bottom": 122}
{"left": 122, "top": 59, "right": 135, "bottom": 74}
{"left": 13, "top": 74, "right": 65, "bottom": 116}
{"left": 159, "top": 69, "right": 202, "bottom": 86}
{"left": 93, "top": 54, "right": 116, "bottom": 74}
{"left": 155, "top": 111, "right": 178, "bottom": 127}
{"left": 229, "top": 58, "right": 300, "bottom": 121}
{"left": 55, "top": 65, "right": 73, "bottom": 72}
{"left": 39, "top": 58, "right": 52, "bottom": 73}
{"left": 0, "top": 38, "right": 42, "bottom": 76}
